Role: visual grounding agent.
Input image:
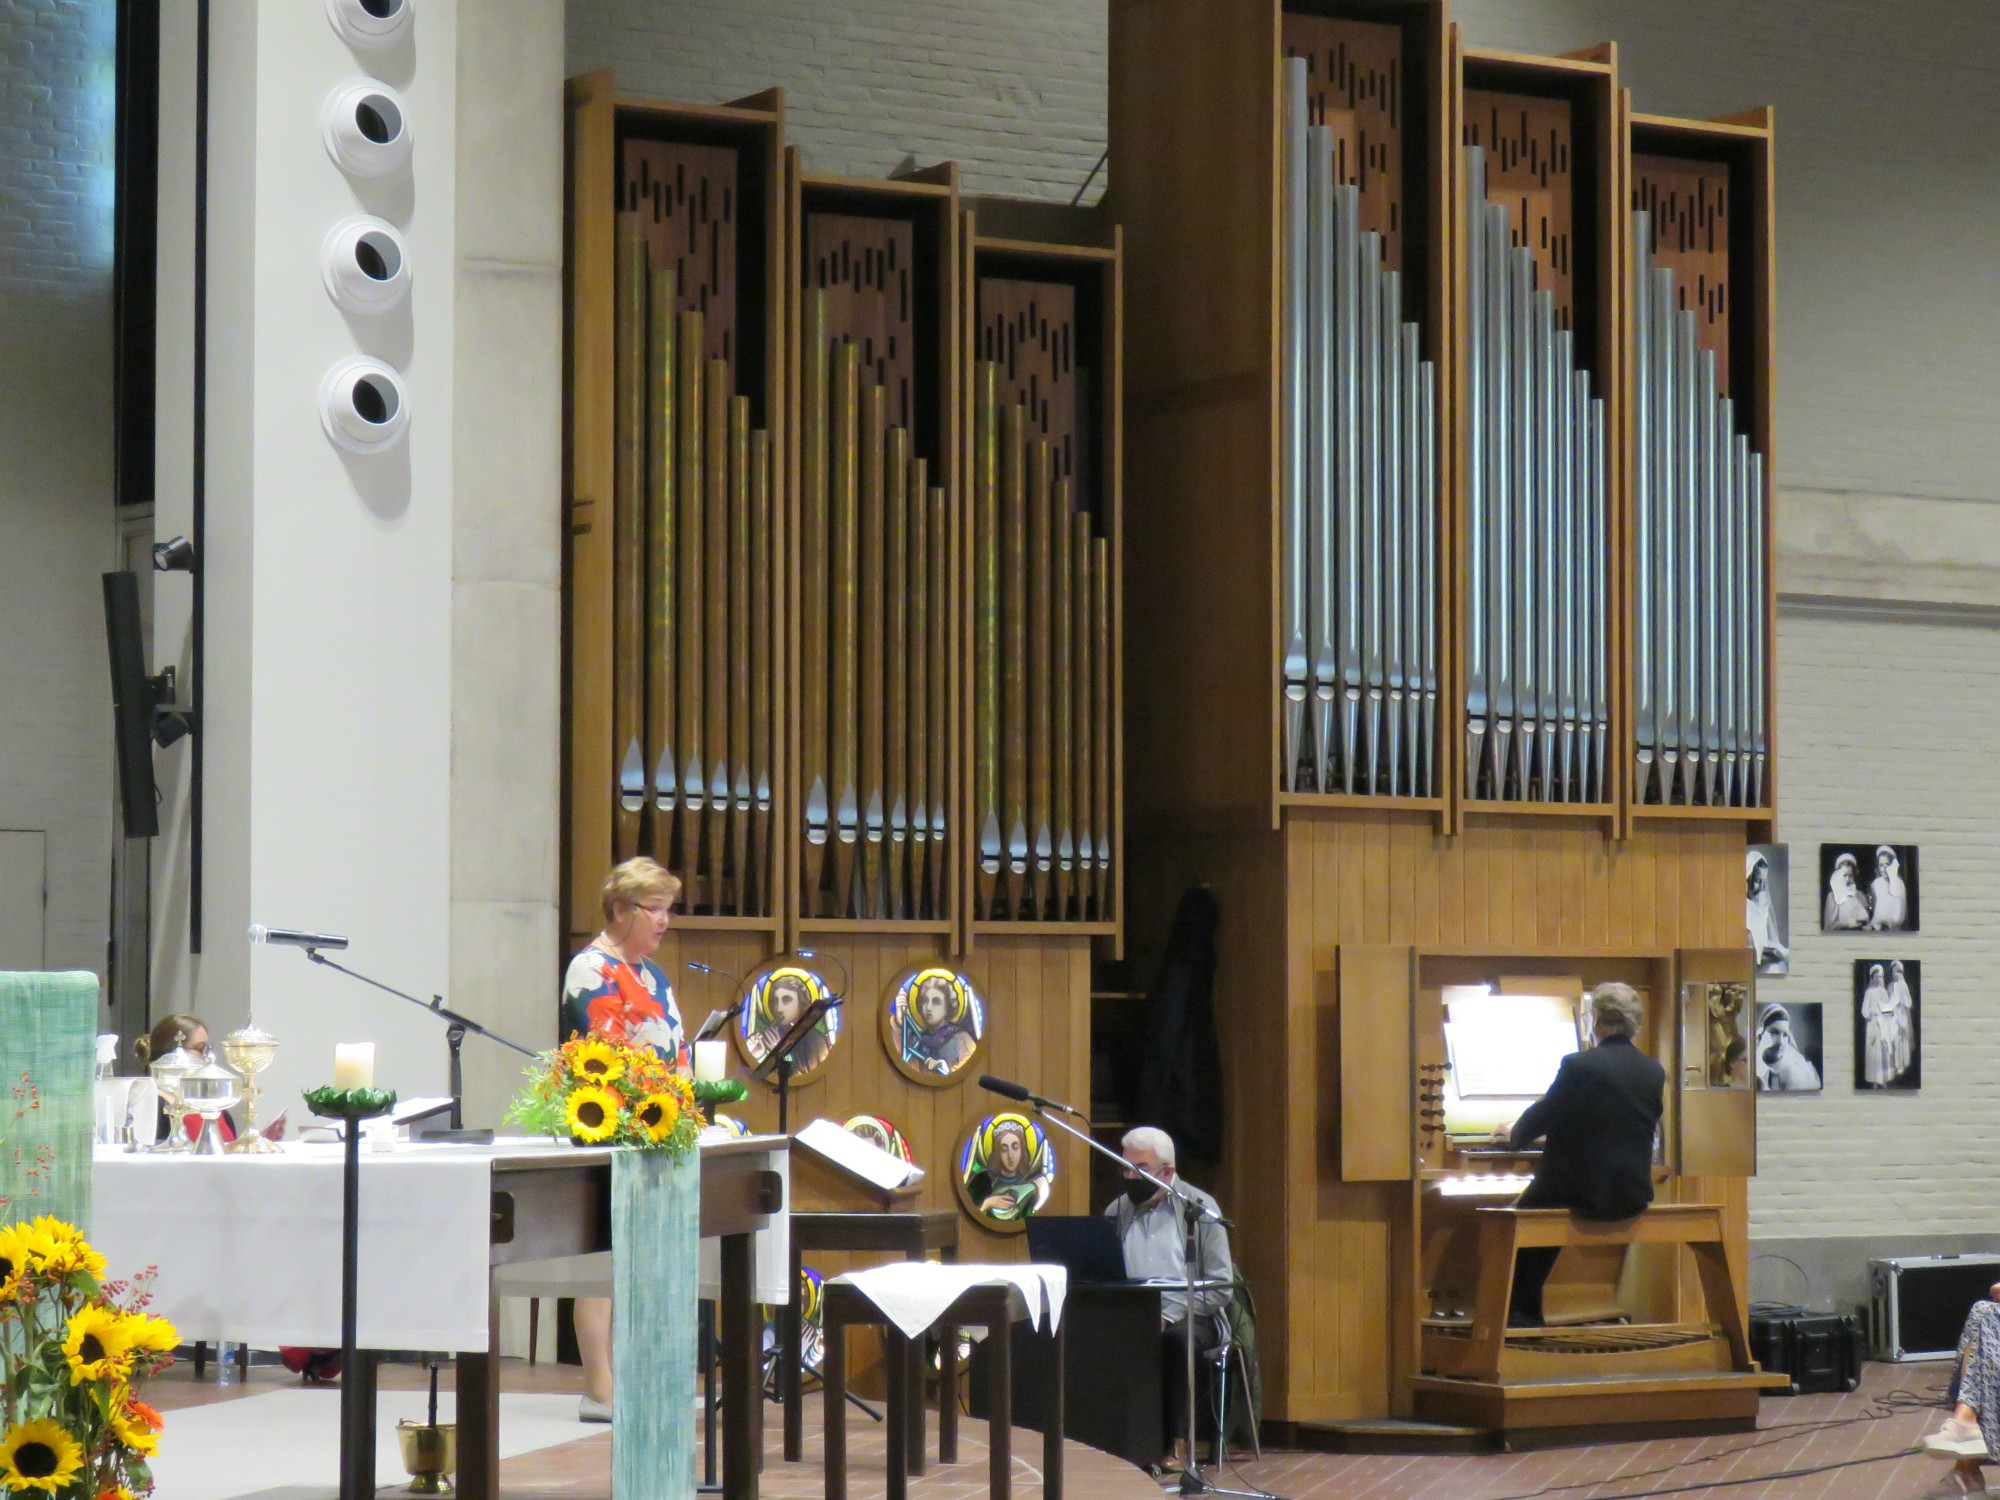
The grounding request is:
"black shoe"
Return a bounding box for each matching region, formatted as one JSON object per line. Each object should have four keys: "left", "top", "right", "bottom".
{"left": 1507, "top": 1311, "right": 1543, "bottom": 1329}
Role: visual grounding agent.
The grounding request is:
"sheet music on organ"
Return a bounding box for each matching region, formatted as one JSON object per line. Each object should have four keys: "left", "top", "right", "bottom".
{"left": 1441, "top": 987, "right": 1582, "bottom": 1123}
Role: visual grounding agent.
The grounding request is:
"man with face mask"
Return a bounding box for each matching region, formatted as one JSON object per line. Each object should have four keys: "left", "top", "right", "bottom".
{"left": 1104, "top": 1125, "right": 1234, "bottom": 1466}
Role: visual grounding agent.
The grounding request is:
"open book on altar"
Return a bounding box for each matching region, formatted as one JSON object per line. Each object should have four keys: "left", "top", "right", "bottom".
{"left": 794, "top": 1117, "right": 926, "bottom": 1195}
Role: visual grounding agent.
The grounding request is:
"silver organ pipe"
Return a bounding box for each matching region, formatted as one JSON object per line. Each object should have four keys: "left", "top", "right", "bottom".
{"left": 1629, "top": 212, "right": 1769, "bottom": 806}
{"left": 1458, "top": 147, "right": 1609, "bottom": 804}
{"left": 1275, "top": 86, "right": 1440, "bottom": 799}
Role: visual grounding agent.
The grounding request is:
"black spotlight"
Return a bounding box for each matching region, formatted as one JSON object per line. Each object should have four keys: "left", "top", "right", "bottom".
{"left": 153, "top": 535, "right": 198, "bottom": 573}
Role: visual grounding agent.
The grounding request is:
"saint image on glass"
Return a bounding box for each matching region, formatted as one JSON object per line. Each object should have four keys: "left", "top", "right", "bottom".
{"left": 1746, "top": 845, "right": 1789, "bottom": 976}
{"left": 1854, "top": 958, "right": 1919, "bottom": 1090}
{"left": 884, "top": 968, "right": 984, "bottom": 1082}
{"left": 736, "top": 965, "right": 839, "bottom": 1080}
{"left": 1704, "top": 981, "right": 1752, "bottom": 1089}
{"left": 957, "top": 1113, "right": 1055, "bottom": 1227}
{"left": 1820, "top": 843, "right": 1920, "bottom": 934}
{"left": 1754, "top": 1002, "right": 1822, "bottom": 1092}
{"left": 797, "top": 1267, "right": 826, "bottom": 1372}
{"left": 843, "top": 1114, "right": 915, "bottom": 1164}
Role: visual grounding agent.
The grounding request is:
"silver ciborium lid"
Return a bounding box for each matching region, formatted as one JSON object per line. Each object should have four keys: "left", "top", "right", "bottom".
{"left": 180, "top": 1058, "right": 242, "bottom": 1157}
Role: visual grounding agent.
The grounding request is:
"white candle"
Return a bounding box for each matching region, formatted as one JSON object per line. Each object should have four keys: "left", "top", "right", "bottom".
{"left": 333, "top": 1042, "right": 375, "bottom": 1091}
{"left": 693, "top": 1040, "right": 727, "bottom": 1083}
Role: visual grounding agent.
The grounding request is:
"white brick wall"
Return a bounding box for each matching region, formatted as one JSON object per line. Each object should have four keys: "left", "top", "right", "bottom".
{"left": 565, "top": 0, "right": 1108, "bottom": 201}
{"left": 0, "top": 0, "right": 116, "bottom": 986}
{"left": 1752, "top": 604, "right": 2000, "bottom": 1239}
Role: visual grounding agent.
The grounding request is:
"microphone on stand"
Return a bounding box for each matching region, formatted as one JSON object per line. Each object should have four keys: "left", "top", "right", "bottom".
{"left": 977, "top": 1074, "right": 1086, "bottom": 1118}
{"left": 688, "top": 961, "right": 751, "bottom": 1040}
{"left": 248, "top": 923, "right": 351, "bottom": 951}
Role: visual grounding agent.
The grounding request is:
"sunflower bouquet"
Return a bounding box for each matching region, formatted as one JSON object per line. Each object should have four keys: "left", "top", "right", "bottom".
{"left": 0, "top": 1216, "right": 176, "bottom": 1498}
{"left": 504, "top": 1036, "right": 700, "bottom": 1158}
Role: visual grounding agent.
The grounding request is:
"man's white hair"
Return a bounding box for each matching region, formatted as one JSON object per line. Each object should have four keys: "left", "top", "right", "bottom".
{"left": 1589, "top": 982, "right": 1644, "bottom": 1039}
{"left": 1121, "top": 1125, "right": 1177, "bottom": 1169}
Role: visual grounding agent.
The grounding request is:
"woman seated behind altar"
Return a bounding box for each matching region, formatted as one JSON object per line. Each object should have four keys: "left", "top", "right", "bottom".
{"left": 559, "top": 856, "right": 688, "bottom": 1422}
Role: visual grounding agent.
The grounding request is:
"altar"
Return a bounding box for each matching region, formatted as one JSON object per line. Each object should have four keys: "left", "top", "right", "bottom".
{"left": 93, "top": 1133, "right": 788, "bottom": 1500}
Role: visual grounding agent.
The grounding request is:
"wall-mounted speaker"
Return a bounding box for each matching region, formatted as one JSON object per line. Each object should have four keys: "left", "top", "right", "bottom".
{"left": 322, "top": 79, "right": 413, "bottom": 178}
{"left": 321, "top": 216, "right": 410, "bottom": 313}
{"left": 319, "top": 356, "right": 410, "bottom": 452}
{"left": 325, "top": 0, "right": 413, "bottom": 51}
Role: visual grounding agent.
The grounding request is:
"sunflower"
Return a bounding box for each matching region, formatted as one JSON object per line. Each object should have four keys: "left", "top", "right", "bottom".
{"left": 61, "top": 1305, "right": 134, "bottom": 1384}
{"left": 564, "top": 1084, "right": 622, "bottom": 1143}
{"left": 106, "top": 1395, "right": 162, "bottom": 1458}
{"left": 120, "top": 1311, "right": 179, "bottom": 1357}
{"left": 632, "top": 1091, "right": 680, "bottom": 1143}
{"left": 568, "top": 1037, "right": 626, "bottom": 1085}
{"left": 0, "top": 1418, "right": 84, "bottom": 1494}
{"left": 0, "top": 1222, "right": 55, "bottom": 1284}
{"left": 27, "top": 1218, "right": 104, "bottom": 1280}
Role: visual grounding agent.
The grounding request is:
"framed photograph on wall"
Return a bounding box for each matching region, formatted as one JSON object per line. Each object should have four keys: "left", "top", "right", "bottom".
{"left": 1854, "top": 959, "right": 1920, "bottom": 1090}
{"left": 1753, "top": 1001, "right": 1822, "bottom": 1092}
{"left": 1747, "top": 845, "right": 1790, "bottom": 975}
{"left": 1821, "top": 843, "right": 1919, "bottom": 933}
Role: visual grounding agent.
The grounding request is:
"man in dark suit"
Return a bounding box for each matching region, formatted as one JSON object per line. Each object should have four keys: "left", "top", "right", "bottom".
{"left": 1505, "top": 982, "right": 1665, "bottom": 1326}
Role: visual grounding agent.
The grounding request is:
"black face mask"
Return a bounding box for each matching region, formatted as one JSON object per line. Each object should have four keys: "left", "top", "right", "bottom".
{"left": 1124, "top": 1178, "right": 1157, "bottom": 1207}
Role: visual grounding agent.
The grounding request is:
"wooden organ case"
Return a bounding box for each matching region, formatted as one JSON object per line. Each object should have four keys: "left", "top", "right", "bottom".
{"left": 563, "top": 73, "right": 1127, "bottom": 1265}
{"left": 1111, "top": 0, "right": 1778, "bottom": 1441}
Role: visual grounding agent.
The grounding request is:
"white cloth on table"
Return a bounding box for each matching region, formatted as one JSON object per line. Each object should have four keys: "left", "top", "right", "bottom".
{"left": 828, "top": 1262, "right": 1067, "bottom": 1340}
{"left": 92, "top": 1139, "right": 499, "bottom": 1350}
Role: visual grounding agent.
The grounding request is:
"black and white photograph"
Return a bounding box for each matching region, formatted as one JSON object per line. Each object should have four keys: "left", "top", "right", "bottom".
{"left": 1753, "top": 1001, "right": 1823, "bottom": 1092}
{"left": 1746, "top": 845, "right": 1790, "bottom": 975}
{"left": 1820, "top": 843, "right": 1919, "bottom": 933}
{"left": 1854, "top": 958, "right": 1920, "bottom": 1091}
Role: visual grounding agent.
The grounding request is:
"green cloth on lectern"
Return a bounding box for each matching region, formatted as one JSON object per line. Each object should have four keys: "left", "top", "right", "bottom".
{"left": 0, "top": 970, "right": 97, "bottom": 1230}
{"left": 613, "top": 1147, "right": 699, "bottom": 1498}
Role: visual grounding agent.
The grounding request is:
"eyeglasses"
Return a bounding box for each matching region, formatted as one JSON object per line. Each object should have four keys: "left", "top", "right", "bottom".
{"left": 637, "top": 903, "right": 674, "bottom": 918}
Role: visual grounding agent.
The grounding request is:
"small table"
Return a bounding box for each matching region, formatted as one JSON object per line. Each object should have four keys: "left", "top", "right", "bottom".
{"left": 823, "top": 1280, "right": 1062, "bottom": 1500}
{"left": 785, "top": 1210, "right": 961, "bottom": 1467}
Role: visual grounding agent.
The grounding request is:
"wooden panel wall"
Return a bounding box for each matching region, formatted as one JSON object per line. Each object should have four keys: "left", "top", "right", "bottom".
{"left": 1463, "top": 88, "right": 1574, "bottom": 329}
{"left": 660, "top": 927, "right": 1092, "bottom": 1256}
{"left": 623, "top": 138, "right": 741, "bottom": 363}
{"left": 1632, "top": 154, "right": 1731, "bottom": 390}
{"left": 1282, "top": 14, "right": 1406, "bottom": 272}
{"left": 1129, "top": 812, "right": 1748, "bottom": 1423}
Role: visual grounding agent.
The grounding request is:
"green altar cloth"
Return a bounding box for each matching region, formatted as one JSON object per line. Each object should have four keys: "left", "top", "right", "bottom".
{"left": 614, "top": 1148, "right": 700, "bottom": 1497}
{"left": 0, "top": 970, "right": 97, "bottom": 1230}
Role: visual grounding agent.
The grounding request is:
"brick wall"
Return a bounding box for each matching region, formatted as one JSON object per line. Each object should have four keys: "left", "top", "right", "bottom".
{"left": 0, "top": 0, "right": 116, "bottom": 983}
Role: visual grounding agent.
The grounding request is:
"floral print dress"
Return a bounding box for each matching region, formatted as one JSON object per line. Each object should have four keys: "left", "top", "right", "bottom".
{"left": 561, "top": 946, "right": 687, "bottom": 1071}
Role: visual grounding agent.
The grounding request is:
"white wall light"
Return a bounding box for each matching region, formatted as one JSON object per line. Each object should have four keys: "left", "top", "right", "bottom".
{"left": 321, "top": 79, "right": 413, "bottom": 178}
{"left": 321, "top": 216, "right": 410, "bottom": 313}
{"left": 320, "top": 357, "right": 410, "bottom": 453}
{"left": 325, "top": 0, "right": 413, "bottom": 50}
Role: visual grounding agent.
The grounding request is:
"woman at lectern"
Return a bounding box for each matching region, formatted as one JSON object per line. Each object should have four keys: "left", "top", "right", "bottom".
{"left": 560, "top": 856, "right": 689, "bottom": 1422}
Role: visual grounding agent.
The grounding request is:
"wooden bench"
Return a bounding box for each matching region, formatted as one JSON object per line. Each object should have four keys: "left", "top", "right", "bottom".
{"left": 1462, "top": 1204, "right": 1749, "bottom": 1382}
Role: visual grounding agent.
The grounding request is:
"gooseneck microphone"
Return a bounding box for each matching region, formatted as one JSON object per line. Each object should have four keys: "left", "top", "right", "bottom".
{"left": 248, "top": 924, "right": 351, "bottom": 951}
{"left": 977, "top": 1074, "right": 1086, "bottom": 1117}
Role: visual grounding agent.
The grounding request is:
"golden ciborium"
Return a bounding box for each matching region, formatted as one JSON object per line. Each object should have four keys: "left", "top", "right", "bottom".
{"left": 221, "top": 1024, "right": 283, "bottom": 1154}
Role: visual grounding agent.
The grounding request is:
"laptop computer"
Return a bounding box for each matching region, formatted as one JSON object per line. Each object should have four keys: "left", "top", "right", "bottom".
{"left": 1025, "top": 1214, "right": 1133, "bottom": 1285}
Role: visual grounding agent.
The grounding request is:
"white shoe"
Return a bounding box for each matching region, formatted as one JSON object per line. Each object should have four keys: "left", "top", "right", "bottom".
{"left": 579, "top": 1394, "right": 613, "bottom": 1423}
{"left": 1927, "top": 1418, "right": 1988, "bottom": 1459}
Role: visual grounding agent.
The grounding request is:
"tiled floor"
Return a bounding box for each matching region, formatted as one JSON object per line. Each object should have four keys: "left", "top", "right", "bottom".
{"left": 149, "top": 1357, "right": 1963, "bottom": 1500}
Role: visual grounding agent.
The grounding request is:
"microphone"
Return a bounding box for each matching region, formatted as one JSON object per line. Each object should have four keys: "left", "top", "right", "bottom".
{"left": 977, "top": 1074, "right": 1085, "bottom": 1117}
{"left": 248, "top": 924, "right": 350, "bottom": 951}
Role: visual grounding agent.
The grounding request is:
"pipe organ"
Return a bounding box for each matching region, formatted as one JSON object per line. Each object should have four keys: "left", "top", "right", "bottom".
{"left": 1112, "top": 0, "right": 1777, "bottom": 1440}
{"left": 1279, "top": 57, "right": 1440, "bottom": 800}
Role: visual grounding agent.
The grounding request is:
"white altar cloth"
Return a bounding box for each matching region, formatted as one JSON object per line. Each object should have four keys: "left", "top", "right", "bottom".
{"left": 93, "top": 1138, "right": 517, "bottom": 1350}
{"left": 92, "top": 1135, "right": 788, "bottom": 1353}
{"left": 829, "top": 1262, "right": 1068, "bottom": 1339}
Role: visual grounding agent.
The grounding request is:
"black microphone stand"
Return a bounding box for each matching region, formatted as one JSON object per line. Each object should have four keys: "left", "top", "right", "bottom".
{"left": 305, "top": 948, "right": 537, "bottom": 1143}
{"left": 1022, "top": 1103, "right": 1279, "bottom": 1500}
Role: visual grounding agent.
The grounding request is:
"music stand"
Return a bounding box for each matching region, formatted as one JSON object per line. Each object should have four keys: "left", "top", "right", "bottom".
{"left": 750, "top": 996, "right": 841, "bottom": 1133}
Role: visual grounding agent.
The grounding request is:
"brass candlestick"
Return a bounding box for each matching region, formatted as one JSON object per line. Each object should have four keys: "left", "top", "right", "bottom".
{"left": 222, "top": 1024, "right": 282, "bottom": 1154}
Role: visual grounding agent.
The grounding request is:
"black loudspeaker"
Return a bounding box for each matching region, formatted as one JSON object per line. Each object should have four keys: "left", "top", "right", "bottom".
{"left": 1750, "top": 1309, "right": 1865, "bottom": 1395}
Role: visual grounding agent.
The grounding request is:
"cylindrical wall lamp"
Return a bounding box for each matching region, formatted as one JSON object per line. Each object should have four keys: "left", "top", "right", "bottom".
{"left": 319, "top": 356, "right": 410, "bottom": 453}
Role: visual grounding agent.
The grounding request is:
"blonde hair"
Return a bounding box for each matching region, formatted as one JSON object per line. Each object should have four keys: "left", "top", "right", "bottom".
{"left": 600, "top": 857, "right": 683, "bottom": 923}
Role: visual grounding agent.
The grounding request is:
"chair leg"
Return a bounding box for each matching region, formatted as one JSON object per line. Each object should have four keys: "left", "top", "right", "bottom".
{"left": 1235, "top": 1356, "right": 1260, "bottom": 1460}
{"left": 528, "top": 1298, "right": 539, "bottom": 1367}
{"left": 236, "top": 1343, "right": 249, "bottom": 1381}
{"left": 193, "top": 1341, "right": 208, "bottom": 1379}
{"left": 1210, "top": 1347, "right": 1228, "bottom": 1467}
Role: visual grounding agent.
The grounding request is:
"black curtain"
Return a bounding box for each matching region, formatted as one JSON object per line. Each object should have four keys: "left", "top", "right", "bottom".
{"left": 1131, "top": 886, "right": 1224, "bottom": 1165}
